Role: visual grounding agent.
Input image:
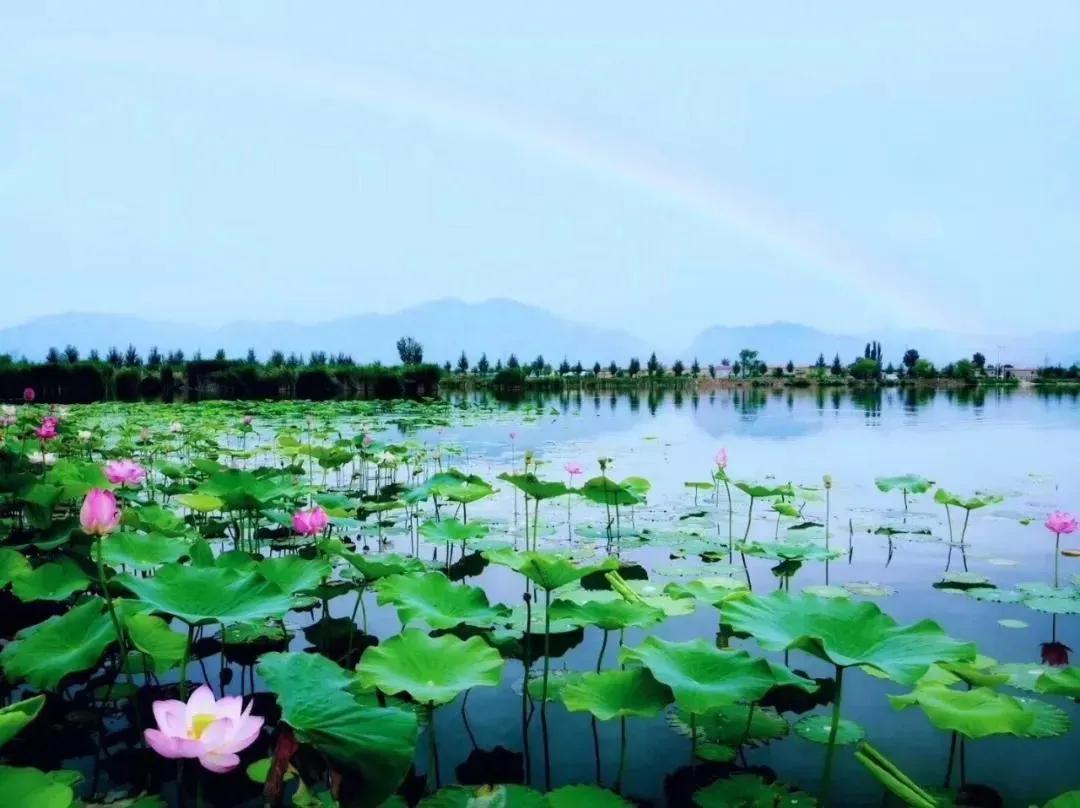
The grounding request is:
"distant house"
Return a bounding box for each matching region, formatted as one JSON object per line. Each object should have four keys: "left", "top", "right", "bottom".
{"left": 999, "top": 364, "right": 1038, "bottom": 381}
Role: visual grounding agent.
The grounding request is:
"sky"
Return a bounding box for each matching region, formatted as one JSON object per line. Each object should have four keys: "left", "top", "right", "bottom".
{"left": 2, "top": 3, "right": 1078, "bottom": 347}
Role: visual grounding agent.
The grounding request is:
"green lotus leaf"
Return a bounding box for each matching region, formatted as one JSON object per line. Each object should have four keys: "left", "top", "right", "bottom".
{"left": 801, "top": 585, "right": 850, "bottom": 599}
{"left": 0, "top": 549, "right": 31, "bottom": 588}
{"left": 0, "top": 765, "right": 79, "bottom": 808}
{"left": 620, "top": 636, "right": 815, "bottom": 715}
{"left": 124, "top": 613, "right": 188, "bottom": 673}
{"left": 496, "top": 605, "right": 584, "bottom": 637}
{"left": 256, "top": 556, "right": 331, "bottom": 595}
{"left": 0, "top": 597, "right": 116, "bottom": 689}
{"left": 173, "top": 493, "right": 224, "bottom": 512}
{"left": 0, "top": 695, "right": 45, "bottom": 749}
{"left": 874, "top": 475, "right": 932, "bottom": 494}
{"left": 1023, "top": 597, "right": 1080, "bottom": 615}
{"left": 693, "top": 773, "right": 815, "bottom": 807}
{"left": 1016, "top": 697, "right": 1071, "bottom": 738}
{"left": 122, "top": 504, "right": 189, "bottom": 537}
{"left": 416, "top": 470, "right": 495, "bottom": 504}
{"left": 343, "top": 552, "right": 426, "bottom": 582}
{"left": 734, "top": 481, "right": 786, "bottom": 499}
{"left": 669, "top": 704, "right": 789, "bottom": 747}
{"left": 739, "top": 541, "right": 840, "bottom": 563}
{"left": 418, "top": 518, "right": 490, "bottom": 543}
{"left": 548, "top": 784, "right": 635, "bottom": 807}
{"left": 11, "top": 558, "right": 90, "bottom": 602}
{"left": 375, "top": 572, "right": 510, "bottom": 630}
{"left": 723, "top": 592, "right": 975, "bottom": 684}
{"left": 771, "top": 501, "right": 801, "bottom": 518}
{"left": 356, "top": 628, "right": 504, "bottom": 705}
{"left": 664, "top": 577, "right": 748, "bottom": 606}
{"left": 559, "top": 667, "right": 673, "bottom": 720}
{"left": 116, "top": 564, "right": 299, "bottom": 625}
{"left": 993, "top": 662, "right": 1054, "bottom": 692}
{"left": 417, "top": 784, "right": 545, "bottom": 808}
{"left": 933, "top": 489, "right": 1003, "bottom": 510}
{"left": 548, "top": 597, "right": 664, "bottom": 631}
{"left": 889, "top": 685, "right": 1034, "bottom": 738}
{"left": 1036, "top": 666, "right": 1080, "bottom": 699}
{"left": 685, "top": 481, "right": 714, "bottom": 490}
{"left": 98, "top": 532, "right": 193, "bottom": 571}
{"left": 484, "top": 549, "right": 619, "bottom": 592}
{"left": 579, "top": 476, "right": 641, "bottom": 507}
{"left": 497, "top": 473, "right": 571, "bottom": 501}
{"left": 620, "top": 476, "right": 651, "bottom": 499}
{"left": 257, "top": 652, "right": 417, "bottom": 806}
{"left": 196, "top": 469, "right": 299, "bottom": 510}
{"left": 1045, "top": 792, "right": 1080, "bottom": 808}
{"left": 793, "top": 714, "right": 865, "bottom": 745}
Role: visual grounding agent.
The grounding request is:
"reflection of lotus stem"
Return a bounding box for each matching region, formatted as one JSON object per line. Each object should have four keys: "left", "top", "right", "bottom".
{"left": 1054, "top": 532, "right": 1061, "bottom": 587}
{"left": 724, "top": 479, "right": 734, "bottom": 563}
{"left": 427, "top": 704, "right": 441, "bottom": 789}
{"left": 825, "top": 488, "right": 831, "bottom": 551}
{"left": 819, "top": 664, "right": 845, "bottom": 806}
{"left": 596, "top": 629, "right": 609, "bottom": 673}
{"left": 959, "top": 508, "right": 971, "bottom": 546}
{"left": 740, "top": 497, "right": 755, "bottom": 589}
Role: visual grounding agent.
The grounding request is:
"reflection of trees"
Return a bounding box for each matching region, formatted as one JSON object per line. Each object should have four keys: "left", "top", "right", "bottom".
{"left": 901, "top": 386, "right": 936, "bottom": 410}
{"left": 849, "top": 387, "right": 882, "bottom": 418}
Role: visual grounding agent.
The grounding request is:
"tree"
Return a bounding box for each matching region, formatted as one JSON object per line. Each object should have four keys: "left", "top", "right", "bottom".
{"left": 573, "top": 361, "right": 583, "bottom": 376}
{"left": 507, "top": 354, "right": 520, "bottom": 370}
{"left": 494, "top": 359, "right": 503, "bottom": 372}
{"left": 647, "top": 352, "right": 661, "bottom": 376}
{"left": 63, "top": 345, "right": 80, "bottom": 363}
{"left": 731, "top": 361, "right": 742, "bottom": 377}
{"left": 902, "top": 349, "right": 920, "bottom": 370}
{"left": 593, "top": 361, "right": 602, "bottom": 375}
{"left": 849, "top": 357, "right": 879, "bottom": 380}
{"left": 830, "top": 354, "right": 843, "bottom": 376}
{"left": 953, "top": 358, "right": 976, "bottom": 382}
{"left": 246, "top": 348, "right": 257, "bottom": 364}
{"left": 815, "top": 353, "right": 826, "bottom": 371}
{"left": 972, "top": 352, "right": 986, "bottom": 371}
{"left": 457, "top": 351, "right": 470, "bottom": 374}
{"left": 672, "top": 359, "right": 685, "bottom": 376}
{"left": 45, "top": 346, "right": 61, "bottom": 364}
{"left": 477, "top": 353, "right": 490, "bottom": 374}
{"left": 558, "top": 358, "right": 571, "bottom": 375}
{"left": 772, "top": 366, "right": 784, "bottom": 378}
{"left": 396, "top": 336, "right": 423, "bottom": 365}
{"left": 608, "top": 361, "right": 618, "bottom": 375}
{"left": 628, "top": 357, "right": 641, "bottom": 377}
{"left": 708, "top": 364, "right": 716, "bottom": 379}
{"left": 913, "top": 358, "right": 937, "bottom": 379}
{"left": 269, "top": 350, "right": 285, "bottom": 367}
{"left": 106, "top": 346, "right": 124, "bottom": 367}
{"left": 309, "top": 351, "right": 327, "bottom": 366}
{"left": 443, "top": 360, "right": 451, "bottom": 373}
{"left": 690, "top": 358, "right": 700, "bottom": 376}
{"left": 738, "top": 349, "right": 759, "bottom": 379}
{"left": 146, "top": 346, "right": 162, "bottom": 369}
{"left": 88, "top": 349, "right": 101, "bottom": 362}
{"left": 785, "top": 360, "right": 794, "bottom": 373}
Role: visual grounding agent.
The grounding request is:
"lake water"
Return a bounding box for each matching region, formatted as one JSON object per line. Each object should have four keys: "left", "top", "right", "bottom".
{"left": 392, "top": 386, "right": 1080, "bottom": 806}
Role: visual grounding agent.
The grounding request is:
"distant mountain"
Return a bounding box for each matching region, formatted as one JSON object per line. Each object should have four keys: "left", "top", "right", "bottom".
{"left": 0, "top": 299, "right": 651, "bottom": 366}
{"left": 2, "top": 304, "right": 1077, "bottom": 369}
{"left": 684, "top": 321, "right": 1080, "bottom": 368}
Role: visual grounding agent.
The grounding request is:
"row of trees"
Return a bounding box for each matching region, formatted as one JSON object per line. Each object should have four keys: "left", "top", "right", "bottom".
{"left": 42, "top": 344, "right": 370, "bottom": 370}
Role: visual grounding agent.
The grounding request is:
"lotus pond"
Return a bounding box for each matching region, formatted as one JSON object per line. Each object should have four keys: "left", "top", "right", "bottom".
{"left": 1, "top": 387, "right": 1079, "bottom": 807}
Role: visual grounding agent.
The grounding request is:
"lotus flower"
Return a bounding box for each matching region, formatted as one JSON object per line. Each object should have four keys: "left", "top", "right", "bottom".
{"left": 80, "top": 489, "right": 120, "bottom": 536}
{"left": 242, "top": 414, "right": 254, "bottom": 426}
{"left": 0, "top": 415, "right": 14, "bottom": 428}
{"left": 169, "top": 421, "right": 184, "bottom": 434}
{"left": 1, "top": 405, "right": 15, "bottom": 417}
{"left": 23, "top": 387, "right": 35, "bottom": 403}
{"left": 1041, "top": 641, "right": 1071, "bottom": 667}
{"left": 715, "top": 448, "right": 728, "bottom": 469}
{"left": 30, "top": 451, "right": 57, "bottom": 466}
{"left": 105, "top": 459, "right": 147, "bottom": 488}
{"left": 34, "top": 417, "right": 58, "bottom": 440}
{"left": 145, "top": 685, "right": 263, "bottom": 773}
{"left": 564, "top": 461, "right": 583, "bottom": 477}
{"left": 139, "top": 427, "right": 152, "bottom": 442}
{"left": 78, "top": 430, "right": 92, "bottom": 442}
{"left": 823, "top": 474, "right": 833, "bottom": 490}
{"left": 361, "top": 433, "right": 374, "bottom": 447}
{"left": 1046, "top": 511, "right": 1078, "bottom": 535}
{"left": 293, "top": 505, "right": 329, "bottom": 536}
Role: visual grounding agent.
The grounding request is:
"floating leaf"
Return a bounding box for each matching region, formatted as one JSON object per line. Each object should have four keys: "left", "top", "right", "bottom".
{"left": 356, "top": 629, "right": 504, "bottom": 705}
{"left": 793, "top": 714, "right": 865, "bottom": 745}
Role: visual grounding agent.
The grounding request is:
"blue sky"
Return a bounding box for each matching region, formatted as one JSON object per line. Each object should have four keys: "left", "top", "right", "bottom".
{"left": 2, "top": 3, "right": 1077, "bottom": 346}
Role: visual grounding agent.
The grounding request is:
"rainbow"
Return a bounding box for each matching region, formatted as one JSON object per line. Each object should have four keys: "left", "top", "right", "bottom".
{"left": 49, "top": 34, "right": 960, "bottom": 329}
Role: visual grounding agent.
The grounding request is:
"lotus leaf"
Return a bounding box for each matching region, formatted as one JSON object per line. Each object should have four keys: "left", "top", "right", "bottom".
{"left": 356, "top": 628, "right": 504, "bottom": 705}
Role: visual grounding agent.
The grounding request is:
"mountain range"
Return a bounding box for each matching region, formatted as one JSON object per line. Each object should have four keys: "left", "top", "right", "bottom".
{"left": 0, "top": 299, "right": 1077, "bottom": 368}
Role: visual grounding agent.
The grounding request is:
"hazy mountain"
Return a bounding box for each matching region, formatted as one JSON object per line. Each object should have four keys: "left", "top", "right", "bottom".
{"left": 2, "top": 304, "right": 1077, "bottom": 369}
{"left": 0, "top": 299, "right": 651, "bottom": 367}
{"left": 685, "top": 322, "right": 1080, "bottom": 368}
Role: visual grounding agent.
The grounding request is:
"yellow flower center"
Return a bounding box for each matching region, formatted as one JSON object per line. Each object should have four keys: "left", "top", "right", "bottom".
{"left": 189, "top": 713, "right": 217, "bottom": 739}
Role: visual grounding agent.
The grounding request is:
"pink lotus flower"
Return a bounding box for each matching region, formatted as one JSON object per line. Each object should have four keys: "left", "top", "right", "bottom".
{"left": 80, "top": 489, "right": 121, "bottom": 536}
{"left": 715, "top": 448, "right": 728, "bottom": 469}
{"left": 144, "top": 685, "right": 263, "bottom": 773}
{"left": 22, "top": 387, "right": 35, "bottom": 403}
{"left": 564, "top": 462, "right": 583, "bottom": 477}
{"left": 1046, "top": 511, "right": 1078, "bottom": 535}
{"left": 1041, "top": 641, "right": 1071, "bottom": 667}
{"left": 242, "top": 414, "right": 254, "bottom": 426}
{"left": 35, "top": 417, "right": 58, "bottom": 440}
{"left": 105, "top": 459, "right": 147, "bottom": 488}
{"left": 362, "top": 433, "right": 374, "bottom": 447}
{"left": 293, "top": 505, "right": 329, "bottom": 536}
